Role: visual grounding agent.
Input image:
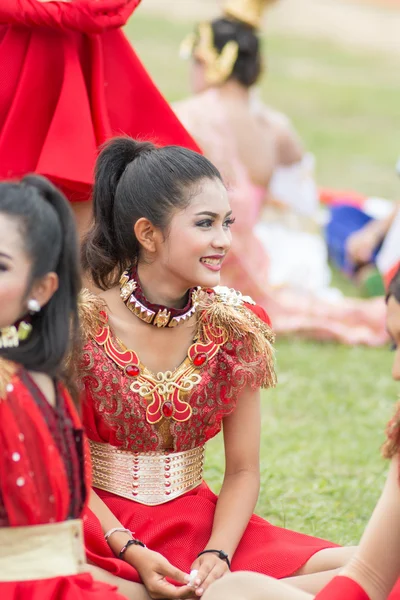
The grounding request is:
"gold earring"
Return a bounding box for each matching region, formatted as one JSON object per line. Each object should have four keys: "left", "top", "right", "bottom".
{"left": 17, "top": 321, "right": 32, "bottom": 341}
{"left": 0, "top": 326, "right": 19, "bottom": 349}
{"left": 0, "top": 320, "right": 33, "bottom": 349}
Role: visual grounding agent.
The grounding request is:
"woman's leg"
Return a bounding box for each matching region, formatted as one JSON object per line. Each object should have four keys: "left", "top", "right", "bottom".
{"left": 86, "top": 564, "right": 151, "bottom": 600}
{"left": 281, "top": 547, "right": 356, "bottom": 594}
{"left": 295, "top": 546, "right": 356, "bottom": 576}
{"left": 203, "top": 572, "right": 313, "bottom": 600}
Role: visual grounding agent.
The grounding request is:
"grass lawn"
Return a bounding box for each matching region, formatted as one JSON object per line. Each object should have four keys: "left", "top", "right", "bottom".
{"left": 126, "top": 13, "right": 399, "bottom": 545}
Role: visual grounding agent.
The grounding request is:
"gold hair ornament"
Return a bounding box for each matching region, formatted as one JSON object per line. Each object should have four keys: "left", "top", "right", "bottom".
{"left": 222, "top": 0, "right": 277, "bottom": 30}
{"left": 180, "top": 22, "right": 239, "bottom": 86}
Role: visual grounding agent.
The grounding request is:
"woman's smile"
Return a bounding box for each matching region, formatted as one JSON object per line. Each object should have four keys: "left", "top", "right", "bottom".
{"left": 200, "top": 254, "right": 226, "bottom": 272}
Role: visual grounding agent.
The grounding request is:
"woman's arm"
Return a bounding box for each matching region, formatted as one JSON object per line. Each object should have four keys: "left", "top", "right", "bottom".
{"left": 89, "top": 490, "right": 193, "bottom": 600}
{"left": 190, "top": 386, "right": 262, "bottom": 596}
{"left": 339, "top": 455, "right": 400, "bottom": 600}
{"left": 0, "top": 0, "right": 140, "bottom": 33}
{"left": 347, "top": 203, "right": 400, "bottom": 266}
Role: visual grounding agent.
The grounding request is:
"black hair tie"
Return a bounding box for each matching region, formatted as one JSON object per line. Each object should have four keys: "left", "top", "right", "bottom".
{"left": 197, "top": 549, "right": 231, "bottom": 569}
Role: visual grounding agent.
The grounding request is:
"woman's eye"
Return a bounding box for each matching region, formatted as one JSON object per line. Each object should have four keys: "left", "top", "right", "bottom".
{"left": 224, "top": 217, "right": 236, "bottom": 228}
{"left": 390, "top": 342, "right": 397, "bottom": 352}
{"left": 196, "top": 219, "right": 213, "bottom": 228}
{"left": 0, "top": 263, "right": 8, "bottom": 272}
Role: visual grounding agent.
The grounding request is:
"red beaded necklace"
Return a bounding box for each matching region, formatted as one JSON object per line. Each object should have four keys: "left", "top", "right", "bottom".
{"left": 119, "top": 265, "right": 200, "bottom": 328}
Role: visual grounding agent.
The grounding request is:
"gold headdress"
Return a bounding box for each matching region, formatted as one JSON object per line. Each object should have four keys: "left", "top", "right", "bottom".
{"left": 222, "top": 0, "right": 277, "bottom": 30}
{"left": 179, "top": 0, "right": 276, "bottom": 86}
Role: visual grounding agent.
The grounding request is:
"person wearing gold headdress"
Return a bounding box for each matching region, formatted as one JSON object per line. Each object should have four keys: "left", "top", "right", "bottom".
{"left": 174, "top": 0, "right": 387, "bottom": 347}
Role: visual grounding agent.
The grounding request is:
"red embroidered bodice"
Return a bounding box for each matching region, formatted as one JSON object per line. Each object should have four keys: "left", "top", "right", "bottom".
{"left": 80, "top": 289, "right": 275, "bottom": 453}
{"left": 0, "top": 362, "right": 87, "bottom": 527}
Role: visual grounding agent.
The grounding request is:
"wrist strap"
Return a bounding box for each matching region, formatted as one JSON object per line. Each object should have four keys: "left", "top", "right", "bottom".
{"left": 119, "top": 538, "right": 146, "bottom": 560}
{"left": 197, "top": 549, "right": 231, "bottom": 570}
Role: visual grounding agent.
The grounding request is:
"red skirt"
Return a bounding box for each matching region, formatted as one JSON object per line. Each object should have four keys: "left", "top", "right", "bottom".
{"left": 84, "top": 481, "right": 337, "bottom": 581}
{"left": 0, "top": 574, "right": 125, "bottom": 600}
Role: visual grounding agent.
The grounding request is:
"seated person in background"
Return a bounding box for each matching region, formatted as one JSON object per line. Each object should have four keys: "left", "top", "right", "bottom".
{"left": 174, "top": 0, "right": 388, "bottom": 346}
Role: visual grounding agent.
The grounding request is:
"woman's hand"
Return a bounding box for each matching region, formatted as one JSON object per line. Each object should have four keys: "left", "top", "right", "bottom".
{"left": 124, "top": 546, "right": 194, "bottom": 600}
{"left": 189, "top": 553, "right": 230, "bottom": 597}
{"left": 346, "top": 226, "right": 380, "bottom": 266}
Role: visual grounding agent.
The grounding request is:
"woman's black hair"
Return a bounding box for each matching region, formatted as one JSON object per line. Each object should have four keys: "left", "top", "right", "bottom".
{"left": 82, "top": 137, "right": 223, "bottom": 290}
{"left": 0, "top": 175, "right": 81, "bottom": 381}
{"left": 387, "top": 265, "right": 400, "bottom": 304}
{"left": 208, "top": 18, "right": 262, "bottom": 87}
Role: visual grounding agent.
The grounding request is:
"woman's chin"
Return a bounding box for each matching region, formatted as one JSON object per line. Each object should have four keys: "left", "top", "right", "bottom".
{"left": 195, "top": 269, "right": 221, "bottom": 290}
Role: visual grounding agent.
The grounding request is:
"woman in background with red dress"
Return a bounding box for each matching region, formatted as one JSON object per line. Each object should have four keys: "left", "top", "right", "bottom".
{"left": 0, "top": 174, "right": 152, "bottom": 599}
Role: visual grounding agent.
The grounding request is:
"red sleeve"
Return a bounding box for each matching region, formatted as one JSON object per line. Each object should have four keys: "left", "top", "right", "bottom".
{"left": 315, "top": 577, "right": 370, "bottom": 600}
{"left": 0, "top": 0, "right": 141, "bottom": 33}
{"left": 244, "top": 302, "right": 272, "bottom": 327}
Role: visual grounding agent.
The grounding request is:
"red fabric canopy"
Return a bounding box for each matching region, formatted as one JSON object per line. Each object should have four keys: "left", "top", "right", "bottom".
{"left": 0, "top": 1, "right": 200, "bottom": 202}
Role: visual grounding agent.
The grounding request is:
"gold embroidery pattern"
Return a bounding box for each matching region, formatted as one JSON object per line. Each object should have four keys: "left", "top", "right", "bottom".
{"left": 0, "top": 358, "right": 17, "bottom": 400}
{"left": 131, "top": 366, "right": 202, "bottom": 424}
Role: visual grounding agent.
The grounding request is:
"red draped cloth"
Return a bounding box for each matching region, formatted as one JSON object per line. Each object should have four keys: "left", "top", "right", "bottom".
{"left": 0, "top": 0, "right": 199, "bottom": 201}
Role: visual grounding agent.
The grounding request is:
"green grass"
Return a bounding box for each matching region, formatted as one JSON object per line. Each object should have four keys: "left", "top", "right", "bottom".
{"left": 126, "top": 14, "right": 399, "bottom": 545}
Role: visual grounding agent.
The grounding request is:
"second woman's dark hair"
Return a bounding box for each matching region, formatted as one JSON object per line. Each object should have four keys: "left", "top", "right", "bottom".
{"left": 82, "top": 137, "right": 222, "bottom": 290}
{"left": 210, "top": 18, "right": 262, "bottom": 87}
{"left": 0, "top": 175, "right": 81, "bottom": 379}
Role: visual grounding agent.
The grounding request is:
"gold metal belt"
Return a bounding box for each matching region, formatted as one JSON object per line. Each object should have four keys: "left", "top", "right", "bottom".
{"left": 0, "top": 519, "right": 85, "bottom": 582}
{"left": 89, "top": 440, "right": 204, "bottom": 506}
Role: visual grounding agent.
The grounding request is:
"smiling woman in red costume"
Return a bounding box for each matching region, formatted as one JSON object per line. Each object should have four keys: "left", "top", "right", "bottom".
{"left": 0, "top": 174, "right": 156, "bottom": 599}
{"left": 75, "top": 137, "right": 356, "bottom": 600}
{"left": 0, "top": 0, "right": 199, "bottom": 237}
{"left": 202, "top": 267, "right": 400, "bottom": 600}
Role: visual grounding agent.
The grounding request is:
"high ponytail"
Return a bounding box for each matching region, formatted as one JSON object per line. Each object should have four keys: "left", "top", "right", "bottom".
{"left": 82, "top": 138, "right": 154, "bottom": 289}
{"left": 82, "top": 136, "right": 222, "bottom": 290}
{"left": 0, "top": 175, "right": 81, "bottom": 384}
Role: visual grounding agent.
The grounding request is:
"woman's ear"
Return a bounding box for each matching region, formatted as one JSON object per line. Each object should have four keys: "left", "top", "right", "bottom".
{"left": 29, "top": 272, "right": 59, "bottom": 310}
{"left": 134, "top": 218, "right": 158, "bottom": 254}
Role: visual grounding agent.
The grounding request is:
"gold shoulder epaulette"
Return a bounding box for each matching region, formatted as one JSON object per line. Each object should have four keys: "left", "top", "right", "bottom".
{"left": 196, "top": 286, "right": 276, "bottom": 388}
{"left": 0, "top": 358, "right": 17, "bottom": 400}
{"left": 213, "top": 285, "right": 256, "bottom": 307}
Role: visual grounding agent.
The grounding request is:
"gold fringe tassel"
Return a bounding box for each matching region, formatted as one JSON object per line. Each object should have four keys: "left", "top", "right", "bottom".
{"left": 77, "top": 289, "right": 107, "bottom": 344}
{"left": 196, "top": 290, "right": 276, "bottom": 389}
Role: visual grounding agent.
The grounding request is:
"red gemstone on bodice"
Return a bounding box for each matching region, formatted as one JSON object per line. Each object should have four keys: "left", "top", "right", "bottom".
{"left": 162, "top": 402, "right": 174, "bottom": 418}
{"left": 193, "top": 353, "right": 207, "bottom": 367}
{"left": 125, "top": 364, "right": 140, "bottom": 377}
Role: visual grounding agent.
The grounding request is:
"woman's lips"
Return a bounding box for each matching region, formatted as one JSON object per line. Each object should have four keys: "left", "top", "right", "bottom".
{"left": 200, "top": 256, "right": 224, "bottom": 272}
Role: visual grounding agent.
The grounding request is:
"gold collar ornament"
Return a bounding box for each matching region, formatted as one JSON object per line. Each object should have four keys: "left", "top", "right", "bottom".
{"left": 120, "top": 268, "right": 200, "bottom": 329}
